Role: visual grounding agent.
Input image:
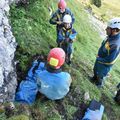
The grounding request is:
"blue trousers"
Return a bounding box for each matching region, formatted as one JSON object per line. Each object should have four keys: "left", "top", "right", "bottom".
{"left": 93, "top": 60, "right": 112, "bottom": 86}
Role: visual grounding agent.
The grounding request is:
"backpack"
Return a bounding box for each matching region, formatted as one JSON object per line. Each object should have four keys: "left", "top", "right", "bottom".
{"left": 82, "top": 100, "right": 104, "bottom": 120}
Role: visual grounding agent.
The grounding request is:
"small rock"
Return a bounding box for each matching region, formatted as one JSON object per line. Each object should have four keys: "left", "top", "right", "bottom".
{"left": 84, "top": 91, "right": 90, "bottom": 101}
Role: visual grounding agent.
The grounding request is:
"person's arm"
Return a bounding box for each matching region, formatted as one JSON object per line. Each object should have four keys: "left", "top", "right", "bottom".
{"left": 97, "top": 45, "right": 120, "bottom": 65}
{"left": 57, "top": 29, "right": 65, "bottom": 42}
{"left": 49, "top": 11, "right": 58, "bottom": 25}
{"left": 27, "top": 60, "right": 39, "bottom": 79}
{"left": 49, "top": 11, "right": 62, "bottom": 25}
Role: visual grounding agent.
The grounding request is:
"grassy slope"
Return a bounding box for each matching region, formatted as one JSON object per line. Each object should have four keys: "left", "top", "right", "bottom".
{"left": 80, "top": 0, "right": 120, "bottom": 21}
{"left": 0, "top": 0, "right": 120, "bottom": 119}
{"left": 91, "top": 0, "right": 120, "bottom": 21}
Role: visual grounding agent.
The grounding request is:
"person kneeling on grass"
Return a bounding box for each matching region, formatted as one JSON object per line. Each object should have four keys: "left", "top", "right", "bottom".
{"left": 15, "top": 48, "right": 72, "bottom": 104}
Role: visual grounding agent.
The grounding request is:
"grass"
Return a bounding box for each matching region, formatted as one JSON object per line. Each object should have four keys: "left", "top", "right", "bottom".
{"left": 79, "top": 0, "right": 120, "bottom": 21}
{"left": 0, "top": 0, "right": 120, "bottom": 119}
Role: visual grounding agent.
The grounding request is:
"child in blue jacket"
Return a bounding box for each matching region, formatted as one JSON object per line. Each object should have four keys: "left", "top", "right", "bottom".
{"left": 57, "top": 14, "right": 77, "bottom": 64}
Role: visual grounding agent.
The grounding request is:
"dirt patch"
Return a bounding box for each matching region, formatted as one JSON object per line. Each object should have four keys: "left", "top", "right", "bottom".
{"left": 55, "top": 100, "right": 68, "bottom": 120}
{"left": 73, "top": 103, "right": 88, "bottom": 120}
{"left": 30, "top": 108, "right": 44, "bottom": 120}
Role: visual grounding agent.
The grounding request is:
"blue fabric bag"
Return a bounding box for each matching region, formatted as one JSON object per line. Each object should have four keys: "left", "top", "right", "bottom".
{"left": 82, "top": 100, "right": 104, "bottom": 120}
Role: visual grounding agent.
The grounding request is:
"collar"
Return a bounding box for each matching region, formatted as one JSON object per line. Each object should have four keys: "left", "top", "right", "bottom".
{"left": 58, "top": 9, "right": 66, "bottom": 14}
{"left": 108, "top": 33, "right": 120, "bottom": 40}
{"left": 46, "top": 64, "right": 62, "bottom": 73}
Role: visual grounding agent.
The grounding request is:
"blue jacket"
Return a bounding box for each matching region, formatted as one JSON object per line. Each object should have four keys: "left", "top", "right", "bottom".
{"left": 15, "top": 61, "right": 72, "bottom": 104}
{"left": 35, "top": 64, "right": 72, "bottom": 100}
{"left": 57, "top": 27, "right": 77, "bottom": 43}
{"left": 49, "top": 8, "right": 75, "bottom": 30}
{"left": 97, "top": 33, "right": 120, "bottom": 65}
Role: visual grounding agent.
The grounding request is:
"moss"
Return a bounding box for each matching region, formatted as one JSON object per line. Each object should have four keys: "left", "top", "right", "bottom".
{"left": 8, "top": 115, "right": 29, "bottom": 120}
{"left": 0, "top": 113, "right": 6, "bottom": 120}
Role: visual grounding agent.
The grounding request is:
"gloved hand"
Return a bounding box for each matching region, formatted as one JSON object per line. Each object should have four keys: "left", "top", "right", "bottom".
{"left": 69, "top": 39, "right": 73, "bottom": 43}
{"left": 57, "top": 21, "right": 63, "bottom": 25}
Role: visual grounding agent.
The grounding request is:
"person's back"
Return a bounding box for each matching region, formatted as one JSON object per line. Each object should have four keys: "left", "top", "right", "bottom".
{"left": 35, "top": 63, "right": 71, "bottom": 100}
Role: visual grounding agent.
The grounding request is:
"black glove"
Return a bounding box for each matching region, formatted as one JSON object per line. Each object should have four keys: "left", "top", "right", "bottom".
{"left": 69, "top": 39, "right": 73, "bottom": 43}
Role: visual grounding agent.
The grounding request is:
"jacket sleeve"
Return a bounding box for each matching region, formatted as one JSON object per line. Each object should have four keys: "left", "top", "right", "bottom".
{"left": 27, "top": 60, "right": 38, "bottom": 79}
{"left": 97, "top": 45, "right": 120, "bottom": 65}
{"left": 49, "top": 12, "right": 58, "bottom": 25}
{"left": 57, "top": 29, "right": 65, "bottom": 42}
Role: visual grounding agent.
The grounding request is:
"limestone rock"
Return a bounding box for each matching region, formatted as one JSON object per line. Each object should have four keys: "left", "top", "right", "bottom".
{"left": 0, "top": 0, "right": 17, "bottom": 103}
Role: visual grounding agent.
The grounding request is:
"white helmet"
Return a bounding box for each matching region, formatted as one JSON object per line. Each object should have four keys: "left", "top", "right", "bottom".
{"left": 63, "top": 14, "right": 72, "bottom": 23}
{"left": 107, "top": 17, "right": 120, "bottom": 29}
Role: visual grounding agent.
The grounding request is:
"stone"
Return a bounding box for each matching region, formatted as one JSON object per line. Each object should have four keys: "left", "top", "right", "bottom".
{"left": 0, "top": 0, "right": 17, "bottom": 103}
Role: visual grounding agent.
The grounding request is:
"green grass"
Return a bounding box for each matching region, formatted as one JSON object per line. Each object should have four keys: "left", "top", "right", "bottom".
{"left": 79, "top": 0, "right": 120, "bottom": 21}
{"left": 0, "top": 0, "right": 119, "bottom": 119}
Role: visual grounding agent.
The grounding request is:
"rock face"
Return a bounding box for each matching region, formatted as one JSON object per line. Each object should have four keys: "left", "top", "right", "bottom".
{"left": 0, "top": 0, "right": 17, "bottom": 103}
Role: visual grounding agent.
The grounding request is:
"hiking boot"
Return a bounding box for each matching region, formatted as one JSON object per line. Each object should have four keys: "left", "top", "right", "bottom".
{"left": 114, "top": 90, "right": 120, "bottom": 105}
{"left": 95, "top": 81, "right": 104, "bottom": 88}
{"left": 89, "top": 76, "right": 97, "bottom": 84}
{"left": 117, "top": 83, "right": 120, "bottom": 89}
{"left": 96, "top": 84, "right": 103, "bottom": 88}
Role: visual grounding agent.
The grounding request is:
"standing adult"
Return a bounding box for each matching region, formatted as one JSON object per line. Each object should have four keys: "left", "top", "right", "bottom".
{"left": 92, "top": 18, "right": 120, "bottom": 88}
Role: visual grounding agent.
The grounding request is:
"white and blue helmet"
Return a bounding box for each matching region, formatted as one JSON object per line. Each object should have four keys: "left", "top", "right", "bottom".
{"left": 63, "top": 14, "right": 72, "bottom": 23}
{"left": 107, "top": 17, "right": 120, "bottom": 29}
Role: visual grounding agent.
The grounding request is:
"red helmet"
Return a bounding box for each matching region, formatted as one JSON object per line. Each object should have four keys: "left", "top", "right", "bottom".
{"left": 47, "top": 48, "right": 65, "bottom": 69}
{"left": 58, "top": 0, "right": 67, "bottom": 10}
